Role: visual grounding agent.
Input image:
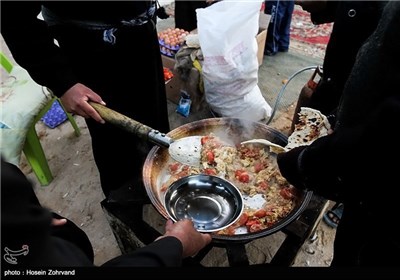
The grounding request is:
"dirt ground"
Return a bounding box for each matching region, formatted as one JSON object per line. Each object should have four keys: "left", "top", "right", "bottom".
{"left": 1, "top": 6, "right": 337, "bottom": 268}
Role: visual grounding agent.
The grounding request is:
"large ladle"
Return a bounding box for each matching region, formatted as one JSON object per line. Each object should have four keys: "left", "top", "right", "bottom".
{"left": 240, "top": 139, "right": 288, "bottom": 154}
{"left": 89, "top": 102, "right": 202, "bottom": 167}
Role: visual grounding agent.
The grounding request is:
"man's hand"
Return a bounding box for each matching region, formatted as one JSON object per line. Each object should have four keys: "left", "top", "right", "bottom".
{"left": 60, "top": 83, "right": 106, "bottom": 124}
{"left": 51, "top": 218, "right": 67, "bottom": 227}
{"left": 156, "top": 219, "right": 212, "bottom": 258}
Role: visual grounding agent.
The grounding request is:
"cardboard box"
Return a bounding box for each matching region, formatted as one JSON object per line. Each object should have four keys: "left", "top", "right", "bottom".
{"left": 257, "top": 27, "right": 267, "bottom": 66}
{"left": 162, "top": 55, "right": 204, "bottom": 111}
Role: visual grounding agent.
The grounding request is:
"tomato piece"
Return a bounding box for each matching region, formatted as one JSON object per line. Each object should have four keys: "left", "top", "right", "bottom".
{"left": 253, "top": 209, "right": 267, "bottom": 218}
{"left": 234, "top": 169, "right": 250, "bottom": 183}
{"left": 204, "top": 168, "right": 217, "bottom": 175}
{"left": 181, "top": 165, "right": 190, "bottom": 171}
{"left": 176, "top": 168, "right": 190, "bottom": 178}
{"left": 236, "top": 213, "right": 249, "bottom": 227}
{"left": 239, "top": 172, "right": 250, "bottom": 183}
{"left": 235, "top": 169, "right": 244, "bottom": 177}
{"left": 168, "top": 162, "right": 180, "bottom": 173}
{"left": 280, "top": 187, "right": 294, "bottom": 200}
{"left": 254, "top": 161, "right": 265, "bottom": 173}
{"left": 206, "top": 151, "right": 215, "bottom": 164}
{"left": 249, "top": 223, "right": 264, "bottom": 232}
{"left": 238, "top": 171, "right": 249, "bottom": 182}
{"left": 245, "top": 219, "right": 261, "bottom": 227}
{"left": 201, "top": 136, "right": 212, "bottom": 145}
{"left": 257, "top": 181, "right": 268, "bottom": 190}
{"left": 160, "top": 182, "right": 168, "bottom": 192}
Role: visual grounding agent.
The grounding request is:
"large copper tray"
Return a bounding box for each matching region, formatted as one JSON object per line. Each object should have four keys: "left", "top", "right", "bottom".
{"left": 143, "top": 117, "right": 312, "bottom": 242}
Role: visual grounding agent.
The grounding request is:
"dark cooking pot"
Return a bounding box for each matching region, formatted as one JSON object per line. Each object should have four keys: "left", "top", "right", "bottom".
{"left": 142, "top": 117, "right": 312, "bottom": 242}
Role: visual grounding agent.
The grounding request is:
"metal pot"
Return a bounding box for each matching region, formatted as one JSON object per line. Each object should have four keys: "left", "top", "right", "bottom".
{"left": 142, "top": 117, "right": 312, "bottom": 242}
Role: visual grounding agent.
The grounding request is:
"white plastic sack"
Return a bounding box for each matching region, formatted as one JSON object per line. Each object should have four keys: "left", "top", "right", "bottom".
{"left": 197, "top": 0, "right": 271, "bottom": 121}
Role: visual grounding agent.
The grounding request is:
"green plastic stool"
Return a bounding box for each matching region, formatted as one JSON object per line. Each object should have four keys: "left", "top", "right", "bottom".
{"left": 0, "top": 51, "right": 80, "bottom": 186}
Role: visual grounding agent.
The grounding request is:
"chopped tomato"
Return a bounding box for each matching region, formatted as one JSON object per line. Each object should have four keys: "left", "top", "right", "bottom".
{"left": 249, "top": 223, "right": 264, "bottom": 232}
{"left": 201, "top": 136, "right": 213, "bottom": 145}
{"left": 235, "top": 170, "right": 244, "bottom": 177}
{"left": 254, "top": 161, "right": 265, "bottom": 173}
{"left": 256, "top": 181, "right": 268, "bottom": 190}
{"left": 280, "top": 187, "right": 294, "bottom": 200}
{"left": 181, "top": 165, "right": 190, "bottom": 171}
{"left": 239, "top": 173, "right": 250, "bottom": 183}
{"left": 168, "top": 162, "right": 180, "bottom": 173}
{"left": 160, "top": 182, "right": 168, "bottom": 192}
{"left": 235, "top": 213, "right": 249, "bottom": 227}
{"left": 204, "top": 168, "right": 217, "bottom": 175}
{"left": 235, "top": 169, "right": 250, "bottom": 183}
{"left": 253, "top": 209, "right": 267, "bottom": 218}
{"left": 245, "top": 219, "right": 261, "bottom": 227}
{"left": 206, "top": 151, "right": 215, "bottom": 164}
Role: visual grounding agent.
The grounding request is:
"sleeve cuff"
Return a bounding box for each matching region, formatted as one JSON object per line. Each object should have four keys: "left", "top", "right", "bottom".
{"left": 277, "top": 146, "right": 308, "bottom": 189}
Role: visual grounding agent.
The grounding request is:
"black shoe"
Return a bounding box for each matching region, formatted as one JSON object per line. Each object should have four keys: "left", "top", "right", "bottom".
{"left": 264, "top": 50, "right": 277, "bottom": 56}
{"left": 279, "top": 48, "right": 289, "bottom": 53}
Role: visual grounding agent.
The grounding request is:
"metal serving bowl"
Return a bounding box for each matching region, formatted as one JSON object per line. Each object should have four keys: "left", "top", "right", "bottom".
{"left": 164, "top": 174, "right": 244, "bottom": 233}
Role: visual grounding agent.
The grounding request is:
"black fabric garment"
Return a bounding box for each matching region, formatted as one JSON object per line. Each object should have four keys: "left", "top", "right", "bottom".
{"left": 1, "top": 160, "right": 93, "bottom": 268}
{"left": 277, "top": 1, "right": 400, "bottom": 266}
{"left": 1, "top": 159, "right": 184, "bottom": 268}
{"left": 307, "top": 1, "right": 386, "bottom": 117}
{"left": 1, "top": 1, "right": 170, "bottom": 196}
{"left": 174, "top": 0, "right": 208, "bottom": 32}
{"left": 50, "top": 212, "right": 95, "bottom": 263}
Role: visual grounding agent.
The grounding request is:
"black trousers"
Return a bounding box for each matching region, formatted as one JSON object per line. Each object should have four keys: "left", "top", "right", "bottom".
{"left": 174, "top": 0, "right": 208, "bottom": 31}
{"left": 51, "top": 213, "right": 94, "bottom": 263}
{"left": 49, "top": 21, "right": 170, "bottom": 197}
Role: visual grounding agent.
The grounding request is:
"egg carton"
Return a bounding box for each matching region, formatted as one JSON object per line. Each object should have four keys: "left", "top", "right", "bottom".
{"left": 159, "top": 40, "right": 183, "bottom": 57}
{"left": 41, "top": 100, "right": 68, "bottom": 129}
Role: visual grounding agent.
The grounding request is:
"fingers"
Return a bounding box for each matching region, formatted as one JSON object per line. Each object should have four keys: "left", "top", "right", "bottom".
{"left": 165, "top": 219, "right": 174, "bottom": 230}
{"left": 60, "top": 83, "right": 106, "bottom": 124}
{"left": 157, "top": 218, "right": 212, "bottom": 258}
{"left": 51, "top": 218, "right": 67, "bottom": 227}
{"left": 84, "top": 101, "right": 106, "bottom": 124}
{"left": 75, "top": 91, "right": 106, "bottom": 124}
{"left": 202, "top": 232, "right": 212, "bottom": 244}
{"left": 165, "top": 219, "right": 212, "bottom": 258}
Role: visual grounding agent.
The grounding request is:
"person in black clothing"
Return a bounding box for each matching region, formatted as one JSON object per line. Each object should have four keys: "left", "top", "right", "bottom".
{"left": 277, "top": 0, "right": 400, "bottom": 266}
{"left": 1, "top": 158, "right": 212, "bottom": 268}
{"left": 293, "top": 0, "right": 386, "bottom": 228}
{"left": 295, "top": 0, "right": 386, "bottom": 118}
{"left": 174, "top": 0, "right": 209, "bottom": 32}
{"left": 1, "top": 1, "right": 169, "bottom": 197}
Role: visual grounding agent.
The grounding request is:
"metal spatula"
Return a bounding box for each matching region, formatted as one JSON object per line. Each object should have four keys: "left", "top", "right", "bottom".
{"left": 240, "top": 139, "right": 288, "bottom": 154}
{"left": 89, "top": 102, "right": 202, "bottom": 167}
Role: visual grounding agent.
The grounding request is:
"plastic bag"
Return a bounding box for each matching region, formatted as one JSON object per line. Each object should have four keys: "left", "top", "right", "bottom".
{"left": 197, "top": 0, "right": 272, "bottom": 121}
{"left": 176, "top": 90, "right": 192, "bottom": 117}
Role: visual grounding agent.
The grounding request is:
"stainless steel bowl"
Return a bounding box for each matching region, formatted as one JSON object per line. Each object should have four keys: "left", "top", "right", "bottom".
{"left": 164, "top": 174, "right": 244, "bottom": 233}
